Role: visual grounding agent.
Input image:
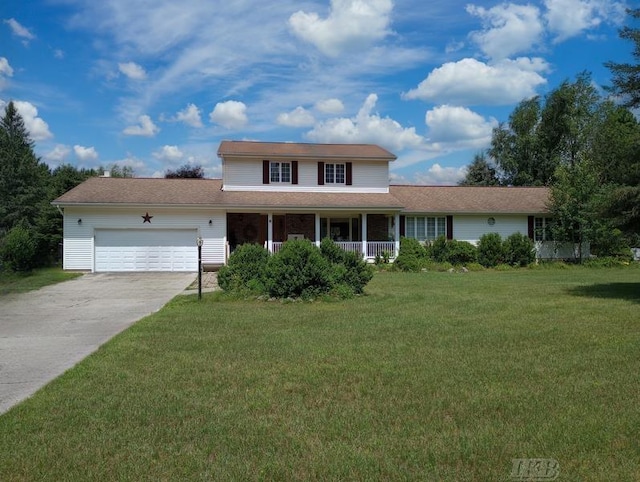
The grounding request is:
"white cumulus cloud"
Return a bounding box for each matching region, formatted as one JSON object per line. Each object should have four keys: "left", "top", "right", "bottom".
{"left": 306, "top": 93, "right": 424, "bottom": 152}
{"left": 4, "top": 18, "right": 35, "bottom": 41}
{"left": 123, "top": 114, "right": 159, "bottom": 137}
{"left": 0, "top": 57, "right": 13, "bottom": 77}
{"left": 153, "top": 145, "right": 184, "bottom": 162}
{"left": 289, "top": 0, "right": 393, "bottom": 56}
{"left": 118, "top": 61, "right": 147, "bottom": 80}
{"left": 44, "top": 144, "right": 71, "bottom": 163}
{"left": 277, "top": 106, "right": 316, "bottom": 127}
{"left": 544, "top": 0, "right": 626, "bottom": 42}
{"left": 0, "top": 57, "right": 13, "bottom": 91}
{"left": 209, "top": 100, "right": 248, "bottom": 129}
{"left": 467, "top": 3, "right": 543, "bottom": 59}
{"left": 13, "top": 101, "right": 53, "bottom": 141}
{"left": 425, "top": 105, "right": 497, "bottom": 149}
{"left": 175, "top": 103, "right": 203, "bottom": 127}
{"left": 414, "top": 163, "right": 468, "bottom": 185}
{"left": 315, "top": 98, "right": 345, "bottom": 114}
{"left": 403, "top": 57, "right": 549, "bottom": 106}
{"left": 74, "top": 145, "right": 99, "bottom": 161}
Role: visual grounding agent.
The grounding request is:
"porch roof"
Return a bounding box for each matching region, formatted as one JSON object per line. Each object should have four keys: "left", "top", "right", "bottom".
{"left": 218, "top": 140, "right": 396, "bottom": 161}
{"left": 390, "top": 185, "right": 549, "bottom": 214}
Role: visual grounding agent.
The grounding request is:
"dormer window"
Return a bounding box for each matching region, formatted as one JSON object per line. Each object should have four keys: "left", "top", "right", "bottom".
{"left": 271, "top": 162, "right": 291, "bottom": 183}
{"left": 318, "top": 161, "right": 352, "bottom": 186}
{"left": 326, "top": 163, "right": 345, "bottom": 184}
{"left": 263, "top": 160, "right": 297, "bottom": 184}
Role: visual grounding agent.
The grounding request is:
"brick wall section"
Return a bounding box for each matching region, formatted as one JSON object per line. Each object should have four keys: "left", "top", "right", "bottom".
{"left": 227, "top": 213, "right": 263, "bottom": 247}
{"left": 286, "top": 214, "right": 315, "bottom": 240}
{"left": 367, "top": 214, "right": 389, "bottom": 241}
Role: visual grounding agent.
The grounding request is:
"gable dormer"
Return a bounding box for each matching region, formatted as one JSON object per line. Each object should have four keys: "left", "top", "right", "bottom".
{"left": 217, "top": 141, "right": 396, "bottom": 193}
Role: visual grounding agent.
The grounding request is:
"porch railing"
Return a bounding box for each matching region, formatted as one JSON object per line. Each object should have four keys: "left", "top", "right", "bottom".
{"left": 367, "top": 241, "right": 396, "bottom": 259}
{"left": 266, "top": 240, "right": 396, "bottom": 259}
{"left": 335, "top": 242, "right": 362, "bottom": 253}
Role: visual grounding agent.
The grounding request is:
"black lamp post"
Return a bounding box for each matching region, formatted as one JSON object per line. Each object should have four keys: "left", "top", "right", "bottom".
{"left": 196, "top": 236, "right": 203, "bottom": 300}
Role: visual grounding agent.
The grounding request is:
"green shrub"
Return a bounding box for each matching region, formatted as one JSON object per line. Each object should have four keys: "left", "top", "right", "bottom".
{"left": 0, "top": 225, "right": 38, "bottom": 272}
{"left": 591, "top": 228, "right": 633, "bottom": 260}
{"left": 427, "top": 236, "right": 449, "bottom": 262}
{"left": 394, "top": 237, "right": 427, "bottom": 272}
{"left": 320, "top": 238, "right": 373, "bottom": 295}
{"left": 503, "top": 232, "right": 535, "bottom": 267}
{"left": 264, "top": 240, "right": 333, "bottom": 299}
{"left": 218, "top": 243, "right": 269, "bottom": 293}
{"left": 477, "top": 233, "right": 505, "bottom": 267}
{"left": 320, "top": 237, "right": 346, "bottom": 264}
{"left": 332, "top": 250, "right": 373, "bottom": 294}
{"left": 445, "top": 240, "right": 478, "bottom": 265}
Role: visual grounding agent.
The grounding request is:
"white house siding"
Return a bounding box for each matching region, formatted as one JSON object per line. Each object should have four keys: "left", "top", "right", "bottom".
{"left": 223, "top": 158, "right": 389, "bottom": 193}
{"left": 452, "top": 215, "right": 529, "bottom": 244}
{"left": 62, "top": 207, "right": 226, "bottom": 271}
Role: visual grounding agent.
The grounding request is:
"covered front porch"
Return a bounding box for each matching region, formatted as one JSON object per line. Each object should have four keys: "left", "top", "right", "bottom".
{"left": 227, "top": 211, "right": 400, "bottom": 261}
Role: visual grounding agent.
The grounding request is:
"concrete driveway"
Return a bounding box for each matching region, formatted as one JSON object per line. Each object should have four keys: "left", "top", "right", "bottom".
{"left": 0, "top": 272, "right": 195, "bottom": 414}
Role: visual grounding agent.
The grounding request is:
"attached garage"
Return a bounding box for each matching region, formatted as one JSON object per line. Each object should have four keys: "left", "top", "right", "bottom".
{"left": 94, "top": 229, "right": 198, "bottom": 272}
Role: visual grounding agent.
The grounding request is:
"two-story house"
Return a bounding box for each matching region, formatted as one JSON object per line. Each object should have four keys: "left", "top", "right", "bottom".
{"left": 53, "top": 140, "right": 569, "bottom": 272}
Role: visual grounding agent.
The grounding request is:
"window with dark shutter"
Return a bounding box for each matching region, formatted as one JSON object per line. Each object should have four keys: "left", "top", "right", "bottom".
{"left": 528, "top": 216, "right": 534, "bottom": 239}
{"left": 346, "top": 162, "right": 352, "bottom": 185}
{"left": 446, "top": 216, "right": 453, "bottom": 240}
{"left": 318, "top": 162, "right": 325, "bottom": 185}
{"left": 262, "top": 160, "right": 270, "bottom": 184}
{"left": 292, "top": 161, "right": 298, "bottom": 185}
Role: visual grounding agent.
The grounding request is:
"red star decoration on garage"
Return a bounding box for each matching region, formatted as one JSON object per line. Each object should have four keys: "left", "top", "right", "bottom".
{"left": 142, "top": 212, "right": 153, "bottom": 223}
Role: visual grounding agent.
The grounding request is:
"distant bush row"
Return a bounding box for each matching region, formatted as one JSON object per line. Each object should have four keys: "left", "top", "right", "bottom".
{"left": 394, "top": 233, "right": 536, "bottom": 272}
{"left": 218, "top": 238, "right": 373, "bottom": 299}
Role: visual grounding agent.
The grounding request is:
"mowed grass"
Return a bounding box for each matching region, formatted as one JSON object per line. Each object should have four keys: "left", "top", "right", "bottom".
{"left": 1, "top": 268, "right": 639, "bottom": 481}
{"left": 0, "top": 267, "right": 81, "bottom": 296}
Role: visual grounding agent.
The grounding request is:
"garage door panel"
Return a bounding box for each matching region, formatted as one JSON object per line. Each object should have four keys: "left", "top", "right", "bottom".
{"left": 95, "top": 229, "right": 198, "bottom": 272}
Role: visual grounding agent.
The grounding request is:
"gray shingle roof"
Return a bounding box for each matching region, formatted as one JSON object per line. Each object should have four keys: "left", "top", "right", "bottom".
{"left": 390, "top": 185, "right": 549, "bottom": 214}
{"left": 218, "top": 140, "right": 397, "bottom": 161}
{"left": 53, "top": 177, "right": 550, "bottom": 214}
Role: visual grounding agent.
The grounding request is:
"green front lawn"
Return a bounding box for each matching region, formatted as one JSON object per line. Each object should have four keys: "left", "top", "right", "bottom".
{"left": 1, "top": 267, "right": 639, "bottom": 480}
{"left": 0, "top": 267, "right": 82, "bottom": 296}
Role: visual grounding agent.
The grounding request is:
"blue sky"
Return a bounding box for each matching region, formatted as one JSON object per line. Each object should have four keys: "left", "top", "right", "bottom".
{"left": 0, "top": 0, "right": 632, "bottom": 183}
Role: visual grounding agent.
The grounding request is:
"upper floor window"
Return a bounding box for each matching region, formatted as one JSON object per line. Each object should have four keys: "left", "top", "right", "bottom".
{"left": 534, "top": 217, "right": 553, "bottom": 242}
{"left": 270, "top": 162, "right": 291, "bottom": 183}
{"left": 325, "top": 163, "right": 345, "bottom": 184}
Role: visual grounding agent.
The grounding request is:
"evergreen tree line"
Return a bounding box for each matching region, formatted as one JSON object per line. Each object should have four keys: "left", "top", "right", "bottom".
{"left": 0, "top": 102, "right": 140, "bottom": 271}
{"left": 459, "top": 9, "right": 640, "bottom": 254}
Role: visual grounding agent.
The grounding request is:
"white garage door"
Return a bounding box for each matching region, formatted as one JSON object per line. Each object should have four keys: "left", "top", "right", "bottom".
{"left": 95, "top": 229, "right": 198, "bottom": 272}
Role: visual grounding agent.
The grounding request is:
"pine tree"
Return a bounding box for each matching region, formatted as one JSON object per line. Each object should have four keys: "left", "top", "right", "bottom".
{"left": 0, "top": 101, "right": 49, "bottom": 234}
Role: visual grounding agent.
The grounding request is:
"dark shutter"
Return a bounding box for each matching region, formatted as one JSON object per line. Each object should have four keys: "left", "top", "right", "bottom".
{"left": 291, "top": 161, "right": 298, "bottom": 185}
{"left": 528, "top": 216, "right": 535, "bottom": 239}
{"left": 345, "top": 162, "right": 352, "bottom": 185}
{"left": 399, "top": 215, "right": 405, "bottom": 237}
{"left": 446, "top": 215, "right": 453, "bottom": 240}
{"left": 317, "top": 162, "right": 325, "bottom": 185}
{"left": 262, "top": 160, "right": 270, "bottom": 184}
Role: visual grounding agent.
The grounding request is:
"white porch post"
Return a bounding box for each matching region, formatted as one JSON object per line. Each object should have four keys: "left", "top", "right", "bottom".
{"left": 394, "top": 212, "right": 400, "bottom": 258}
{"left": 267, "top": 213, "right": 273, "bottom": 253}
{"left": 315, "top": 213, "right": 321, "bottom": 248}
{"left": 361, "top": 213, "right": 368, "bottom": 259}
